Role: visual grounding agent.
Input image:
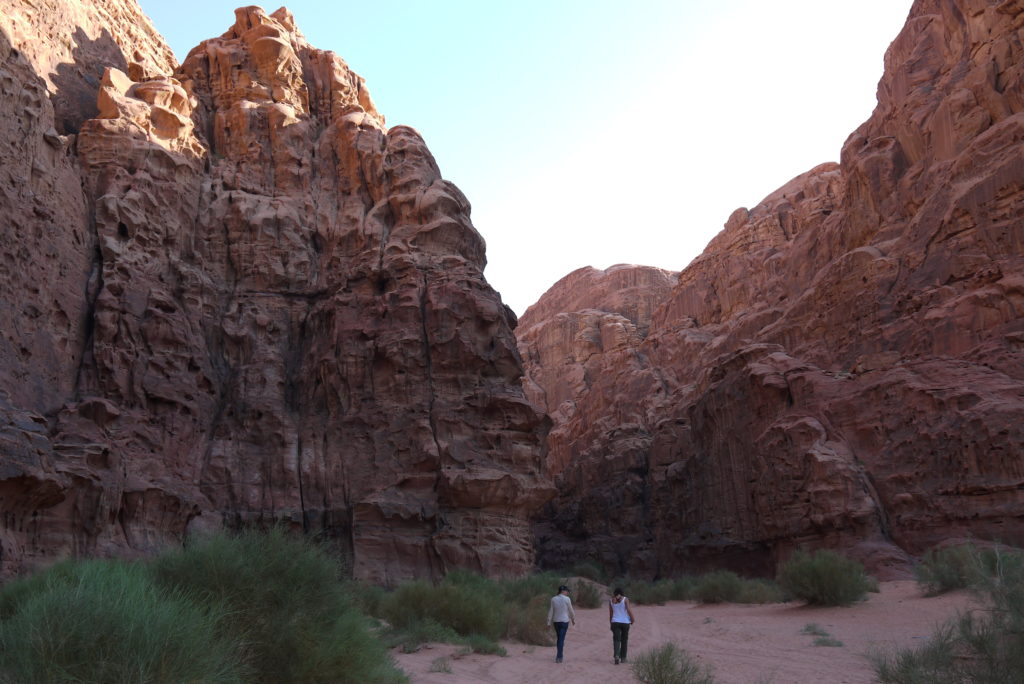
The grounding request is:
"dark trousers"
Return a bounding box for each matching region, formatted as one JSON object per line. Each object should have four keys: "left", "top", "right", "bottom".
{"left": 612, "top": 622, "right": 631, "bottom": 660}
{"left": 553, "top": 621, "right": 569, "bottom": 659}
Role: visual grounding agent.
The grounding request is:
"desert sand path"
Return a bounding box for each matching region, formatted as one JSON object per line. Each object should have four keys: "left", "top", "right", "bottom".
{"left": 394, "top": 581, "right": 971, "bottom": 683}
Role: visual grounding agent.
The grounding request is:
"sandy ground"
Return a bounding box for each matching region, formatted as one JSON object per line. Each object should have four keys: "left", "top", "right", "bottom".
{"left": 393, "top": 581, "right": 973, "bottom": 684}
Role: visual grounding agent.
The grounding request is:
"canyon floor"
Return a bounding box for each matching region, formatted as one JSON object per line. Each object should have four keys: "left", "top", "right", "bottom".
{"left": 394, "top": 581, "right": 972, "bottom": 684}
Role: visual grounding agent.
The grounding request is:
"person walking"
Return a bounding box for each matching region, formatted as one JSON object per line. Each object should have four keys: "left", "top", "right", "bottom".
{"left": 547, "top": 584, "right": 576, "bottom": 663}
{"left": 609, "top": 587, "right": 636, "bottom": 665}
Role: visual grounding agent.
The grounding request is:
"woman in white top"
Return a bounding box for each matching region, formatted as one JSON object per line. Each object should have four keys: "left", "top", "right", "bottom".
{"left": 546, "top": 584, "right": 576, "bottom": 663}
{"left": 609, "top": 587, "right": 636, "bottom": 664}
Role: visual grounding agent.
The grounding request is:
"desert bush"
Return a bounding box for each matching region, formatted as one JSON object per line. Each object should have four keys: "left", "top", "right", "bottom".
{"left": 151, "top": 527, "right": 405, "bottom": 684}
{"left": 915, "top": 544, "right": 990, "bottom": 596}
{"left": 429, "top": 656, "right": 453, "bottom": 673}
{"left": 612, "top": 578, "right": 675, "bottom": 605}
{"left": 669, "top": 576, "right": 696, "bottom": 601}
{"left": 373, "top": 569, "right": 574, "bottom": 650}
{"left": 378, "top": 578, "right": 506, "bottom": 640}
{"left": 632, "top": 642, "right": 715, "bottom": 684}
{"left": 0, "top": 559, "right": 245, "bottom": 684}
{"left": 874, "top": 546, "right": 1024, "bottom": 683}
{"left": 605, "top": 573, "right": 779, "bottom": 606}
{"left": 570, "top": 577, "right": 604, "bottom": 608}
{"left": 352, "top": 580, "right": 388, "bottom": 616}
{"left": 464, "top": 633, "right": 507, "bottom": 656}
{"left": 380, "top": 618, "right": 463, "bottom": 653}
{"left": 777, "top": 550, "right": 872, "bottom": 606}
{"left": 801, "top": 623, "right": 829, "bottom": 637}
{"left": 814, "top": 637, "right": 844, "bottom": 647}
{"left": 567, "top": 560, "right": 608, "bottom": 583}
{"left": 735, "top": 578, "right": 783, "bottom": 604}
{"left": 499, "top": 571, "right": 564, "bottom": 607}
{"left": 693, "top": 570, "right": 743, "bottom": 604}
{"left": 507, "top": 594, "right": 555, "bottom": 646}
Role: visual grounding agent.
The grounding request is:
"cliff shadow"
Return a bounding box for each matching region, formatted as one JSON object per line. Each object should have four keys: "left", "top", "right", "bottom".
{"left": 49, "top": 27, "right": 128, "bottom": 134}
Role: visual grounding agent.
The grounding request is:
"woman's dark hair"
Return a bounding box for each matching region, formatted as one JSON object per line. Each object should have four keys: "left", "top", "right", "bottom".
{"left": 558, "top": 585, "right": 569, "bottom": 592}
{"left": 613, "top": 587, "right": 624, "bottom": 597}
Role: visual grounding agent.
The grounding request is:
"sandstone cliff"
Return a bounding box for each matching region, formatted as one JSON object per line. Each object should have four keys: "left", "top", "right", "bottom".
{"left": 520, "top": 0, "right": 1024, "bottom": 579}
{"left": 0, "top": 3, "right": 552, "bottom": 582}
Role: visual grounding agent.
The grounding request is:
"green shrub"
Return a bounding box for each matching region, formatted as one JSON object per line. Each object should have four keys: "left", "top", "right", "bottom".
{"left": 801, "top": 623, "right": 829, "bottom": 637}
{"left": 0, "top": 559, "right": 245, "bottom": 684}
{"left": 777, "top": 550, "right": 872, "bottom": 606}
{"left": 464, "top": 633, "right": 507, "bottom": 656}
{"left": 612, "top": 578, "right": 674, "bottom": 605}
{"left": 693, "top": 570, "right": 743, "bottom": 604}
{"left": 669, "top": 576, "right": 696, "bottom": 601}
{"left": 378, "top": 577, "right": 506, "bottom": 640}
{"left": 499, "top": 571, "right": 563, "bottom": 607}
{"left": 381, "top": 618, "right": 463, "bottom": 653}
{"left": 507, "top": 594, "right": 555, "bottom": 646}
{"left": 632, "top": 642, "right": 715, "bottom": 684}
{"left": 567, "top": 561, "right": 608, "bottom": 583}
{"left": 151, "top": 528, "right": 405, "bottom": 684}
{"left": 915, "top": 544, "right": 987, "bottom": 596}
{"left": 874, "top": 546, "right": 1024, "bottom": 683}
{"left": 429, "top": 656, "right": 453, "bottom": 673}
{"left": 571, "top": 577, "right": 604, "bottom": 608}
{"left": 352, "top": 580, "right": 388, "bottom": 616}
{"left": 735, "top": 578, "right": 783, "bottom": 604}
{"left": 814, "top": 637, "right": 844, "bottom": 647}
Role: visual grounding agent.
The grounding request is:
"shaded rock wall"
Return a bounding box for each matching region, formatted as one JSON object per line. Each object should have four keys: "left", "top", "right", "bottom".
{"left": 0, "top": 3, "right": 551, "bottom": 582}
{"left": 520, "top": 0, "right": 1024, "bottom": 579}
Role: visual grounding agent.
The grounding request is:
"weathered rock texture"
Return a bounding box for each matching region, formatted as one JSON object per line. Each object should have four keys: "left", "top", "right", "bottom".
{"left": 0, "top": 3, "right": 551, "bottom": 583}
{"left": 520, "top": 0, "right": 1024, "bottom": 580}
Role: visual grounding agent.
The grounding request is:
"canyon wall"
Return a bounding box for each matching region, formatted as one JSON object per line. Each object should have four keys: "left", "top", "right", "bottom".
{"left": 0, "top": 2, "right": 552, "bottom": 582}
{"left": 520, "top": 0, "right": 1024, "bottom": 579}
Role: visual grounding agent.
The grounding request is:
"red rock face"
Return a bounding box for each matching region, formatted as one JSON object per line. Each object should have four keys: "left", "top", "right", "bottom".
{"left": 521, "top": 0, "right": 1024, "bottom": 580}
{"left": 0, "top": 3, "right": 552, "bottom": 582}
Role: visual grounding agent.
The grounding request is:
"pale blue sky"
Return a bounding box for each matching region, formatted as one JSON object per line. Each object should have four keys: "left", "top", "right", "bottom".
{"left": 140, "top": 1, "right": 914, "bottom": 314}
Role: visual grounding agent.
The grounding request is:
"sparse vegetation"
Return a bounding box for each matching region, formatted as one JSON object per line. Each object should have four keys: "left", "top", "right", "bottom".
{"left": 801, "top": 622, "right": 829, "bottom": 637}
{"left": 370, "top": 568, "right": 571, "bottom": 653}
{"left": 0, "top": 559, "right": 245, "bottom": 684}
{"left": 632, "top": 642, "right": 716, "bottom": 684}
{"left": 566, "top": 560, "right": 609, "bottom": 583}
{"left": 801, "top": 622, "right": 843, "bottom": 646}
{"left": 612, "top": 572, "right": 782, "bottom": 606}
{"left": 813, "top": 637, "right": 844, "bottom": 647}
{"left": 915, "top": 544, "right": 989, "bottom": 596}
{"left": 777, "top": 549, "right": 873, "bottom": 606}
{"left": 693, "top": 570, "right": 743, "bottom": 604}
{"left": 611, "top": 578, "right": 675, "bottom": 605}
{"left": 570, "top": 577, "right": 604, "bottom": 608}
{"left": 736, "top": 578, "right": 784, "bottom": 604}
{"left": 0, "top": 530, "right": 407, "bottom": 684}
{"left": 874, "top": 545, "right": 1024, "bottom": 683}
{"left": 429, "top": 656, "right": 453, "bottom": 673}
{"left": 506, "top": 594, "right": 555, "bottom": 646}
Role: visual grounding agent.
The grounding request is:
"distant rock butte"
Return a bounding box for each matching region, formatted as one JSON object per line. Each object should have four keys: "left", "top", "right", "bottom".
{"left": 520, "top": 0, "right": 1024, "bottom": 580}
{"left": 0, "top": 2, "right": 552, "bottom": 582}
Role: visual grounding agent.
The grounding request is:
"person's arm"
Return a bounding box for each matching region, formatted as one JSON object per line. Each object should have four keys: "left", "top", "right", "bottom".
{"left": 608, "top": 599, "right": 613, "bottom": 623}
{"left": 626, "top": 598, "right": 636, "bottom": 625}
{"left": 568, "top": 598, "right": 576, "bottom": 625}
{"left": 547, "top": 597, "right": 554, "bottom": 625}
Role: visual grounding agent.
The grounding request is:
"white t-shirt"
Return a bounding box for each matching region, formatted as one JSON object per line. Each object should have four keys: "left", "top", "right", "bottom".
{"left": 611, "top": 596, "right": 632, "bottom": 623}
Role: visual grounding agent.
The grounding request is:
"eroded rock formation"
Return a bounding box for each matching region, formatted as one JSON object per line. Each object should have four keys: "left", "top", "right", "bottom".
{"left": 520, "top": 0, "right": 1024, "bottom": 579}
{"left": 0, "top": 3, "right": 552, "bottom": 582}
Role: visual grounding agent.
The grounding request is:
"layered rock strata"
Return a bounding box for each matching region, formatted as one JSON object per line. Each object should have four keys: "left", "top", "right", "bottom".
{"left": 520, "top": 0, "right": 1024, "bottom": 579}
{"left": 0, "top": 3, "right": 552, "bottom": 582}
